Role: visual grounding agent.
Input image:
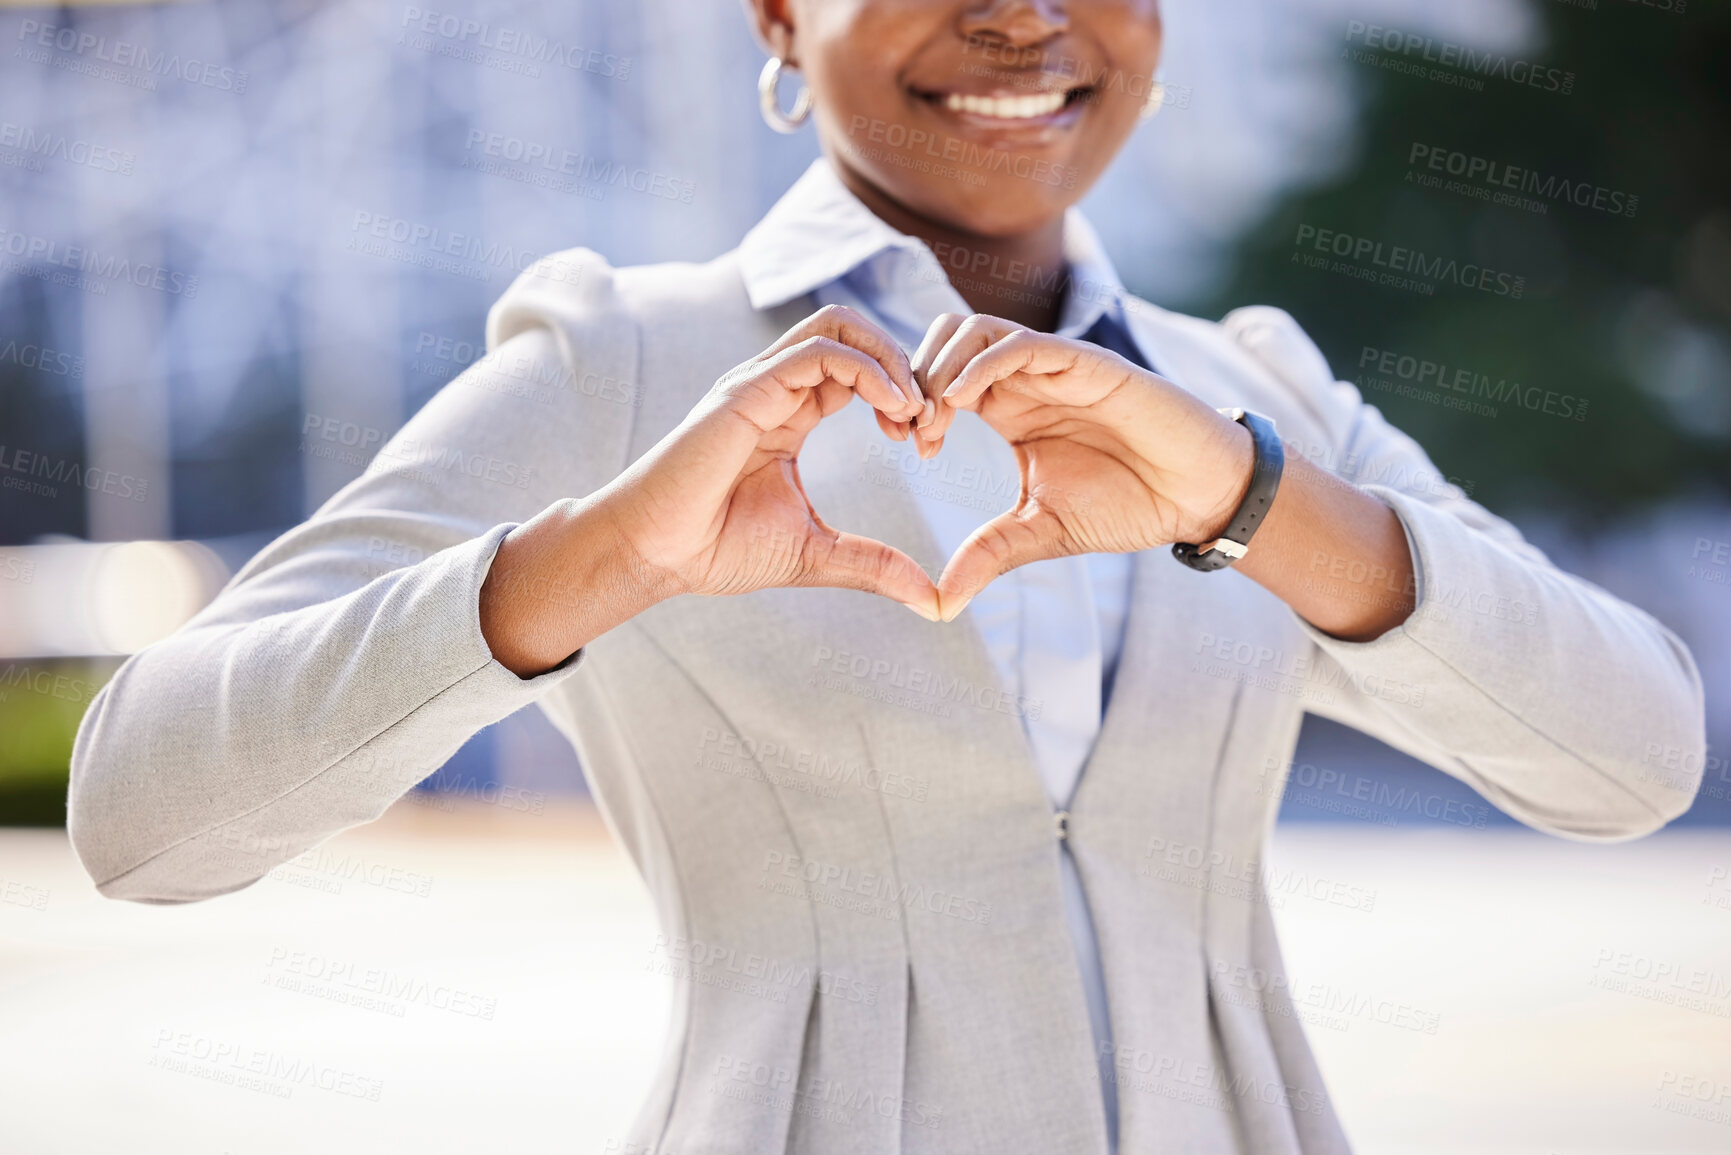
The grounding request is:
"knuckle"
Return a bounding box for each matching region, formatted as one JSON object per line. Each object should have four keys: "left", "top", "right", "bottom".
{"left": 790, "top": 334, "right": 841, "bottom": 361}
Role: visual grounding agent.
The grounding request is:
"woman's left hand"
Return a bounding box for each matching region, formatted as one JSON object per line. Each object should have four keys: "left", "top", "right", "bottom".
{"left": 910, "top": 312, "right": 1255, "bottom": 620}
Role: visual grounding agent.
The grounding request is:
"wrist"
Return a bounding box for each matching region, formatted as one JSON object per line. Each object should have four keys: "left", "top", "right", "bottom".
{"left": 479, "top": 496, "right": 670, "bottom": 678}
{"left": 1186, "top": 416, "right": 1256, "bottom": 543}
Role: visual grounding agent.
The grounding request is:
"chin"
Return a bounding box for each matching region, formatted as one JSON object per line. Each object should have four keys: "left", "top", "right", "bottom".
{"left": 899, "top": 176, "right": 1083, "bottom": 239}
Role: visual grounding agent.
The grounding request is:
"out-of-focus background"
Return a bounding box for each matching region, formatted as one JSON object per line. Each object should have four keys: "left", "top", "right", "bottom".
{"left": 0, "top": 0, "right": 1726, "bottom": 1152}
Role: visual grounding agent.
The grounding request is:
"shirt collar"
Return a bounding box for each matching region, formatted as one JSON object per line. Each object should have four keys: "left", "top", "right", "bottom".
{"left": 739, "top": 157, "right": 1127, "bottom": 336}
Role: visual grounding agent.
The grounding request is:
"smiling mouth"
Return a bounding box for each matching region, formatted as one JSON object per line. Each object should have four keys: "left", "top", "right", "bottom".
{"left": 914, "top": 84, "right": 1094, "bottom": 123}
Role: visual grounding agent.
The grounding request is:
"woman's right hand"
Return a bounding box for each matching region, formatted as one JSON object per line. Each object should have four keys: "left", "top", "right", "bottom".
{"left": 480, "top": 305, "right": 936, "bottom": 677}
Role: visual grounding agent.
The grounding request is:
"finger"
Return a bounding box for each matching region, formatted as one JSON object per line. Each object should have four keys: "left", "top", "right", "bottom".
{"left": 748, "top": 336, "right": 925, "bottom": 425}
{"left": 872, "top": 406, "right": 911, "bottom": 442}
{"left": 922, "top": 314, "right": 1025, "bottom": 398}
{"left": 921, "top": 314, "right": 1028, "bottom": 445}
{"left": 908, "top": 313, "right": 966, "bottom": 452}
{"left": 935, "top": 509, "right": 1069, "bottom": 622}
{"left": 761, "top": 303, "right": 918, "bottom": 411}
{"left": 946, "top": 330, "right": 1133, "bottom": 412}
{"left": 798, "top": 531, "right": 942, "bottom": 621}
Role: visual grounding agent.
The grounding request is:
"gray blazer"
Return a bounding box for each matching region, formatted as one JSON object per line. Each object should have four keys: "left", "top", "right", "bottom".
{"left": 69, "top": 247, "right": 1706, "bottom": 1155}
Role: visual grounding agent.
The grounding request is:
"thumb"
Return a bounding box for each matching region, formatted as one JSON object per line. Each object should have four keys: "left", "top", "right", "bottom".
{"left": 799, "top": 531, "right": 943, "bottom": 622}
{"left": 936, "top": 512, "right": 1067, "bottom": 622}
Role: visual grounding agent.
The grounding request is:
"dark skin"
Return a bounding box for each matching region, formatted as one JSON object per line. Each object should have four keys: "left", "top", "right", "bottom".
{"left": 477, "top": 0, "right": 1417, "bottom": 675}
{"left": 748, "top": 0, "right": 1163, "bottom": 332}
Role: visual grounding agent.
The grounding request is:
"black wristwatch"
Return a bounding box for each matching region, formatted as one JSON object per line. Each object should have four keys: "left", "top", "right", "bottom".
{"left": 1170, "top": 408, "right": 1284, "bottom": 572}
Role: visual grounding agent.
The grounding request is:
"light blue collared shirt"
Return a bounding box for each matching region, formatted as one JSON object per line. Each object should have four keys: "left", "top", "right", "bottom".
{"left": 740, "top": 158, "right": 1140, "bottom": 1147}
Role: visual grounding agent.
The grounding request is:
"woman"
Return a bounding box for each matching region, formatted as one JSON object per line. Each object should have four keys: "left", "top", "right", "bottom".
{"left": 70, "top": 1, "right": 1705, "bottom": 1152}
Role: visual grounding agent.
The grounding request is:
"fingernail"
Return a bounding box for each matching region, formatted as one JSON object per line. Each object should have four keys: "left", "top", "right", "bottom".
{"left": 939, "top": 594, "right": 972, "bottom": 623}
{"left": 904, "top": 601, "right": 941, "bottom": 622}
{"left": 917, "top": 399, "right": 936, "bottom": 428}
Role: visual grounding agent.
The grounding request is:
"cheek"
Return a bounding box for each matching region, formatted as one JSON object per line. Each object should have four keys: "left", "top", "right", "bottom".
{"left": 804, "top": 17, "right": 931, "bottom": 159}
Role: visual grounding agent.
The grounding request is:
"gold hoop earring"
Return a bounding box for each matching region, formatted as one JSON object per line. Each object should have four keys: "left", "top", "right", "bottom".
{"left": 758, "top": 57, "right": 813, "bottom": 134}
{"left": 1140, "top": 79, "right": 1166, "bottom": 120}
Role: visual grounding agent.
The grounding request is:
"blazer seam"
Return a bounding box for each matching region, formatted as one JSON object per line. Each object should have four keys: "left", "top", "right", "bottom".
{"left": 629, "top": 623, "right": 820, "bottom": 1155}
{"left": 1403, "top": 631, "right": 1666, "bottom": 821}
{"left": 588, "top": 646, "right": 696, "bottom": 1155}
{"left": 857, "top": 723, "right": 914, "bottom": 1155}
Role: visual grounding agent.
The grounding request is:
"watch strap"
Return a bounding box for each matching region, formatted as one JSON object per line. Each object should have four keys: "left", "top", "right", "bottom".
{"left": 1171, "top": 408, "right": 1284, "bottom": 572}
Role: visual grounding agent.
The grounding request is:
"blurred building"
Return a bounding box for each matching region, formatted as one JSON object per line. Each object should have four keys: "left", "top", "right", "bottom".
{"left": 1, "top": 0, "right": 1723, "bottom": 819}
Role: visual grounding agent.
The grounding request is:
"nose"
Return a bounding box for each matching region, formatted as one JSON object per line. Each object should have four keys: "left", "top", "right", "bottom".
{"left": 958, "top": 0, "right": 1070, "bottom": 50}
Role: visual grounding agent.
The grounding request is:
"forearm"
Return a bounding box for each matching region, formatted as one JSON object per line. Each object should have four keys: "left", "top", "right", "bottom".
{"left": 1298, "top": 487, "right": 1705, "bottom": 836}
{"left": 479, "top": 495, "right": 672, "bottom": 678}
{"left": 71, "top": 525, "right": 570, "bottom": 901}
{"left": 1234, "top": 454, "right": 1416, "bottom": 642}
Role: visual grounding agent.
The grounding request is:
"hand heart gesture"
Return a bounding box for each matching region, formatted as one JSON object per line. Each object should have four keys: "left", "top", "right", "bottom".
{"left": 908, "top": 313, "right": 1253, "bottom": 619}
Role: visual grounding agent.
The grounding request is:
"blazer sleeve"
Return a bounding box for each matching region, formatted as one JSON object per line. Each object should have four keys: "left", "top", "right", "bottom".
{"left": 68, "top": 251, "right": 637, "bottom": 903}
{"left": 1220, "top": 305, "right": 1708, "bottom": 841}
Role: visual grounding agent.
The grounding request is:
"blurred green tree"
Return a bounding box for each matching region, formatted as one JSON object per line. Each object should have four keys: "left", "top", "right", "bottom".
{"left": 1191, "top": 1, "right": 1731, "bottom": 525}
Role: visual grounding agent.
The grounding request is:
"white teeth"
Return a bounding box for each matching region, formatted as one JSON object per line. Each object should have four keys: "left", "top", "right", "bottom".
{"left": 942, "top": 90, "right": 1068, "bottom": 119}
